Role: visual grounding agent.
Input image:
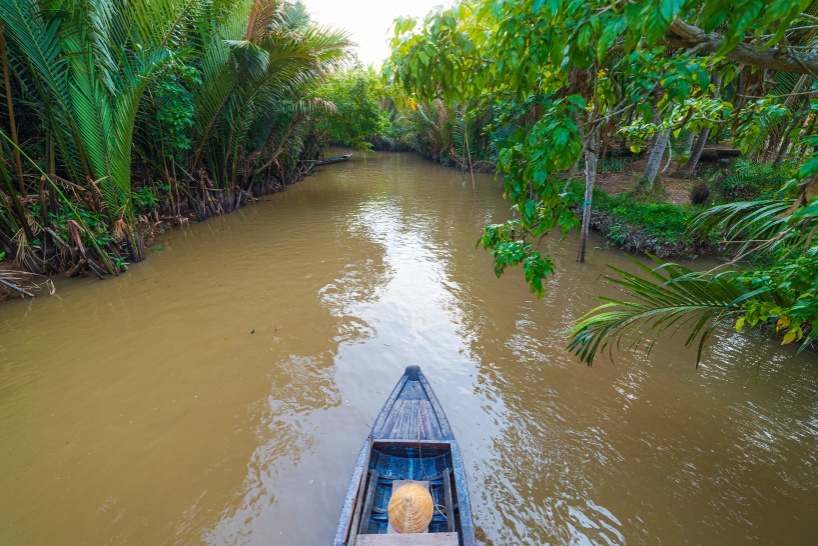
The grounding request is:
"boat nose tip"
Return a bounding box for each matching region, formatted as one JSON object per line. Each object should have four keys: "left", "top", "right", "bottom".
{"left": 405, "top": 365, "right": 421, "bottom": 380}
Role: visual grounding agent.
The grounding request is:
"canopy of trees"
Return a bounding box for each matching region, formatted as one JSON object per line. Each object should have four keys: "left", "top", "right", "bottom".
{"left": 312, "top": 67, "right": 389, "bottom": 150}
{"left": 387, "top": 0, "right": 818, "bottom": 362}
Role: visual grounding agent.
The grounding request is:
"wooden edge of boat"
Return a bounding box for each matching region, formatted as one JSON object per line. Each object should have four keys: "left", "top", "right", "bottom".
{"left": 334, "top": 439, "right": 371, "bottom": 546}
{"left": 448, "top": 441, "right": 476, "bottom": 543}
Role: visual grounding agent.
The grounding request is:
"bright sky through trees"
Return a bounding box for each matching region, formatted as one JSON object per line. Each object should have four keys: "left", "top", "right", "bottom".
{"left": 306, "top": 0, "right": 454, "bottom": 66}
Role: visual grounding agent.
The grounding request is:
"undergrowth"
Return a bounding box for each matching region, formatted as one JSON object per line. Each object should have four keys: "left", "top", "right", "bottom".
{"left": 708, "top": 158, "right": 796, "bottom": 202}
{"left": 568, "top": 181, "right": 715, "bottom": 257}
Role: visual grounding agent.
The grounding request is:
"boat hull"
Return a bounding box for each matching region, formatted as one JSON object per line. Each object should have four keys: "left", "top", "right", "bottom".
{"left": 316, "top": 153, "right": 352, "bottom": 165}
{"left": 334, "top": 366, "right": 476, "bottom": 546}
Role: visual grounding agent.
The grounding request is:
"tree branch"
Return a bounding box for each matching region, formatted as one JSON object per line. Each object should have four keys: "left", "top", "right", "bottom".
{"left": 665, "top": 18, "right": 818, "bottom": 74}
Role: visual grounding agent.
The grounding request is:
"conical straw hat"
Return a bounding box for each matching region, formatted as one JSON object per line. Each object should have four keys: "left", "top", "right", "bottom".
{"left": 388, "top": 483, "right": 433, "bottom": 534}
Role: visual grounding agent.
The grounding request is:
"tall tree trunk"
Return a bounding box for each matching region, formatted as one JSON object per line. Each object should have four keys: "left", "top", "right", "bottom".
{"left": 463, "top": 113, "right": 475, "bottom": 192}
{"left": 773, "top": 115, "right": 802, "bottom": 164}
{"left": 680, "top": 72, "right": 722, "bottom": 174}
{"left": 578, "top": 129, "right": 599, "bottom": 263}
{"left": 638, "top": 129, "right": 669, "bottom": 192}
{"left": 680, "top": 126, "right": 710, "bottom": 174}
{"left": 682, "top": 130, "right": 695, "bottom": 158}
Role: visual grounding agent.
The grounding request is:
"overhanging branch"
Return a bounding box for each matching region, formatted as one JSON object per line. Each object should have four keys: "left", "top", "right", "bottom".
{"left": 665, "top": 18, "right": 818, "bottom": 75}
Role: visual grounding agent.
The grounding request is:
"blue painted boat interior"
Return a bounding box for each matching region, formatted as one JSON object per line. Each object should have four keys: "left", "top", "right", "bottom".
{"left": 361, "top": 442, "right": 461, "bottom": 535}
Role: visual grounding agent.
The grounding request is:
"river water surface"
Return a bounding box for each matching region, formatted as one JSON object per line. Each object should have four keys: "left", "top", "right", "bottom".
{"left": 2, "top": 151, "right": 817, "bottom": 545}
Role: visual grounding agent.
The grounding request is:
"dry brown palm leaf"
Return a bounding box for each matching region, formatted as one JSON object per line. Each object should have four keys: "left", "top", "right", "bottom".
{"left": 66, "top": 219, "right": 87, "bottom": 254}
{"left": 113, "top": 218, "right": 128, "bottom": 241}
{"left": 0, "top": 260, "right": 34, "bottom": 298}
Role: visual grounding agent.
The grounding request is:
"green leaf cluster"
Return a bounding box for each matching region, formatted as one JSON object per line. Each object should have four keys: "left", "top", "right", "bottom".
{"left": 314, "top": 67, "right": 390, "bottom": 150}
{"left": 388, "top": 0, "right": 818, "bottom": 364}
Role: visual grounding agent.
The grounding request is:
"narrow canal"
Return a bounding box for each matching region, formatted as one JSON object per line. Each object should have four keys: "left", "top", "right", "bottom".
{"left": 1, "top": 151, "right": 817, "bottom": 545}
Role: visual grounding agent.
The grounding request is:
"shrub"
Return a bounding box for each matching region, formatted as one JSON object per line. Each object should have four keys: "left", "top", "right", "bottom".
{"left": 599, "top": 156, "right": 628, "bottom": 172}
{"left": 711, "top": 159, "right": 795, "bottom": 201}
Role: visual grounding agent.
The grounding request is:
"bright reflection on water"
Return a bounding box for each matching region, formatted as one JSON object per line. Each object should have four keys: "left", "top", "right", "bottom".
{"left": 1, "top": 150, "right": 817, "bottom": 545}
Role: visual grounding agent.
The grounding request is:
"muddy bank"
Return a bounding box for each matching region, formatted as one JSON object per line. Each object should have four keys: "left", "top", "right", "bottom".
{"left": 0, "top": 261, "right": 35, "bottom": 302}
{"left": 0, "top": 161, "right": 317, "bottom": 301}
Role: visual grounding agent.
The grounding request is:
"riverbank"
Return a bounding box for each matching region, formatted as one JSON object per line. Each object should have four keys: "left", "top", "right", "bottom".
{"left": 580, "top": 182, "right": 718, "bottom": 259}
{"left": 402, "top": 149, "right": 722, "bottom": 260}
{"left": 0, "top": 159, "right": 318, "bottom": 302}
{"left": 0, "top": 261, "right": 34, "bottom": 302}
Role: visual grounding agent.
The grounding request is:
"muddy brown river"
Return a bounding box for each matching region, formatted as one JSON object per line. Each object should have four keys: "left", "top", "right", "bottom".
{"left": 2, "top": 150, "right": 817, "bottom": 545}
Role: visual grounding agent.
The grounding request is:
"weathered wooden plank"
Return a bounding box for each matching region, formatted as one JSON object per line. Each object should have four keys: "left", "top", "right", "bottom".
{"left": 449, "top": 442, "right": 476, "bottom": 545}
{"left": 358, "top": 469, "right": 381, "bottom": 535}
{"left": 442, "top": 470, "right": 454, "bottom": 533}
{"left": 335, "top": 440, "right": 370, "bottom": 546}
{"left": 356, "top": 533, "right": 459, "bottom": 546}
{"left": 371, "top": 375, "right": 410, "bottom": 438}
{"left": 347, "top": 439, "right": 375, "bottom": 546}
{"left": 418, "top": 400, "right": 440, "bottom": 438}
{"left": 404, "top": 401, "right": 418, "bottom": 440}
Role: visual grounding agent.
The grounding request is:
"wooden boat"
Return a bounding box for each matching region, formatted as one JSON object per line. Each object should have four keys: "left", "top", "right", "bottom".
{"left": 334, "top": 366, "right": 476, "bottom": 546}
{"left": 316, "top": 153, "right": 352, "bottom": 165}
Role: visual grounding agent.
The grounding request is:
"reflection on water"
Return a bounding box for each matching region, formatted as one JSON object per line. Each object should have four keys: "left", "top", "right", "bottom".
{"left": 1, "top": 150, "right": 817, "bottom": 545}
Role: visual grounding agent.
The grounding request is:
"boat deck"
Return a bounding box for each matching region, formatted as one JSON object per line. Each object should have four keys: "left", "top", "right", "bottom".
{"left": 371, "top": 369, "right": 453, "bottom": 442}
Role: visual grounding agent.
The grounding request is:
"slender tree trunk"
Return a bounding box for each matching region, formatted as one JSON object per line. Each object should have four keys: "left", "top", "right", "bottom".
{"left": 463, "top": 114, "right": 475, "bottom": 192}
{"left": 637, "top": 88, "right": 667, "bottom": 192}
{"left": 680, "top": 126, "right": 710, "bottom": 174}
{"left": 680, "top": 72, "right": 722, "bottom": 174}
{"left": 682, "top": 130, "right": 695, "bottom": 158}
{"left": 773, "top": 115, "right": 801, "bottom": 164}
{"left": 639, "top": 129, "right": 669, "bottom": 192}
{"left": 578, "top": 129, "right": 599, "bottom": 263}
{"left": 661, "top": 141, "right": 674, "bottom": 173}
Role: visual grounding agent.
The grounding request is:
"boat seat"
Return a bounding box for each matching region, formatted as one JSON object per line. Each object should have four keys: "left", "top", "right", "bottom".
{"left": 388, "top": 480, "right": 429, "bottom": 534}
{"left": 355, "top": 480, "right": 459, "bottom": 545}
{"left": 355, "top": 533, "right": 459, "bottom": 545}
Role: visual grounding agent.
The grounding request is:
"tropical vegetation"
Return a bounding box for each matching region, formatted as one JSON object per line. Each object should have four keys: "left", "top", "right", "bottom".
{"left": 3, "top": 0, "right": 818, "bottom": 368}
{"left": 311, "top": 66, "right": 388, "bottom": 151}
{"left": 0, "top": 0, "right": 351, "bottom": 280}
{"left": 385, "top": 0, "right": 818, "bottom": 363}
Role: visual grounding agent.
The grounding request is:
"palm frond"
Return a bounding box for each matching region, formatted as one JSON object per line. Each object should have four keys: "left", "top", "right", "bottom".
{"left": 686, "top": 197, "right": 795, "bottom": 256}
{"left": 568, "top": 255, "right": 752, "bottom": 365}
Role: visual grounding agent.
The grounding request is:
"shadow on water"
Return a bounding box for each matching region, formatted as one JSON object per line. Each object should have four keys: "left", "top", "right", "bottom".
{"left": 1, "top": 150, "right": 817, "bottom": 545}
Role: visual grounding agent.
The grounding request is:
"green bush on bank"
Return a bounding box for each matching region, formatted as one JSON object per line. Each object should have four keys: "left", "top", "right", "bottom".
{"left": 567, "top": 181, "right": 712, "bottom": 257}
{"left": 594, "top": 191, "right": 702, "bottom": 244}
{"left": 708, "top": 159, "right": 797, "bottom": 202}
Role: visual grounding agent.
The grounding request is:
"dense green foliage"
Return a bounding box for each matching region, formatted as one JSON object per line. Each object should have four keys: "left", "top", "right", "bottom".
{"left": 592, "top": 190, "right": 706, "bottom": 252}
{"left": 709, "top": 159, "right": 798, "bottom": 202}
{"left": 0, "top": 0, "right": 351, "bottom": 278}
{"left": 387, "top": 0, "right": 818, "bottom": 363}
{"left": 313, "top": 67, "right": 388, "bottom": 150}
